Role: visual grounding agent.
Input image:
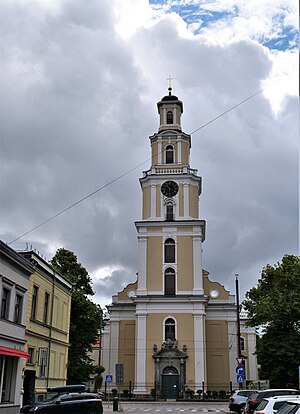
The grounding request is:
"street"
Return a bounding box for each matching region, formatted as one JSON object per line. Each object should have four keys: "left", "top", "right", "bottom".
{"left": 103, "top": 401, "right": 230, "bottom": 414}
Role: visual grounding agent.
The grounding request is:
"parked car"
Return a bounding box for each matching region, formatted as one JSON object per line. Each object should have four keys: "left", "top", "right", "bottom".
{"left": 276, "top": 399, "right": 300, "bottom": 414}
{"left": 254, "top": 395, "right": 300, "bottom": 414}
{"left": 244, "top": 389, "right": 300, "bottom": 414}
{"left": 229, "top": 390, "right": 259, "bottom": 412}
{"left": 20, "top": 385, "right": 103, "bottom": 414}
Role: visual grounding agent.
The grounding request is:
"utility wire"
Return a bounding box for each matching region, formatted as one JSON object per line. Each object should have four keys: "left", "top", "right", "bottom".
{"left": 8, "top": 87, "right": 265, "bottom": 245}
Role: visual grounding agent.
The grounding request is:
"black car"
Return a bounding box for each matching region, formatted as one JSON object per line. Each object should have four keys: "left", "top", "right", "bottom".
{"left": 244, "top": 389, "right": 300, "bottom": 414}
{"left": 20, "top": 385, "right": 103, "bottom": 414}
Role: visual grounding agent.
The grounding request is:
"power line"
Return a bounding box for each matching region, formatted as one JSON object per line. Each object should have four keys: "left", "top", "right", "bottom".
{"left": 8, "top": 87, "right": 265, "bottom": 245}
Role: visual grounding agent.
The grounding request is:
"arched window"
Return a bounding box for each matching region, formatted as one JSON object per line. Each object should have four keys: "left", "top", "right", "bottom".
{"left": 167, "top": 111, "right": 173, "bottom": 124}
{"left": 164, "top": 268, "right": 175, "bottom": 295}
{"left": 165, "top": 317, "right": 176, "bottom": 340}
{"left": 164, "top": 238, "right": 175, "bottom": 263}
{"left": 166, "top": 145, "right": 174, "bottom": 164}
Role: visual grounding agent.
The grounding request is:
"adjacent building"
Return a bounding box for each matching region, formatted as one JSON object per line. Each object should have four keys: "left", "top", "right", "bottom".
{"left": 0, "top": 241, "right": 34, "bottom": 414}
{"left": 102, "top": 88, "right": 257, "bottom": 398}
{"left": 18, "top": 250, "right": 72, "bottom": 404}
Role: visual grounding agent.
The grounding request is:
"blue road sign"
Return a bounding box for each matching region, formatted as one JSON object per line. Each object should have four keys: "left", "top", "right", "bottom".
{"left": 106, "top": 375, "right": 113, "bottom": 382}
{"left": 236, "top": 366, "right": 245, "bottom": 376}
{"left": 237, "top": 373, "right": 245, "bottom": 383}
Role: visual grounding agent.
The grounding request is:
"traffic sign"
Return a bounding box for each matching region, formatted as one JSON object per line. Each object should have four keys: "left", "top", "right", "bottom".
{"left": 236, "top": 366, "right": 245, "bottom": 376}
{"left": 237, "top": 373, "right": 245, "bottom": 383}
{"left": 106, "top": 375, "right": 113, "bottom": 382}
{"left": 236, "top": 357, "right": 244, "bottom": 365}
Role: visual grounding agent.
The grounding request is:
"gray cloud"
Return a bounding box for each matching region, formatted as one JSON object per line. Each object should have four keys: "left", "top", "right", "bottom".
{"left": 0, "top": 0, "right": 298, "bottom": 308}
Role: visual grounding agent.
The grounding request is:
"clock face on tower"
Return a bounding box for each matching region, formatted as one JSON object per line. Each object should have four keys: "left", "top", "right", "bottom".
{"left": 161, "top": 180, "right": 179, "bottom": 198}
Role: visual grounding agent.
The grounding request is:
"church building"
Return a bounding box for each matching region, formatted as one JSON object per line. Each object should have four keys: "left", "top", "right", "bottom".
{"left": 102, "top": 87, "right": 257, "bottom": 398}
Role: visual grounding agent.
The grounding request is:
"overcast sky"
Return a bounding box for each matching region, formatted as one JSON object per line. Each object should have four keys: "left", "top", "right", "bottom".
{"left": 0, "top": 0, "right": 298, "bottom": 308}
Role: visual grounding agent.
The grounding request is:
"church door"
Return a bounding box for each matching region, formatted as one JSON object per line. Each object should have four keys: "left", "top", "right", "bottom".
{"left": 162, "top": 367, "right": 179, "bottom": 399}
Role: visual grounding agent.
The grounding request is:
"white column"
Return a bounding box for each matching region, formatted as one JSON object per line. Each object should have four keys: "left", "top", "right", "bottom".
{"left": 163, "top": 108, "right": 167, "bottom": 125}
{"left": 134, "top": 313, "right": 147, "bottom": 393}
{"left": 150, "top": 184, "right": 156, "bottom": 219}
{"left": 183, "top": 183, "right": 189, "bottom": 218}
{"left": 228, "top": 320, "right": 238, "bottom": 383}
{"left": 247, "top": 329, "right": 258, "bottom": 380}
{"left": 109, "top": 320, "right": 119, "bottom": 387}
{"left": 193, "top": 234, "right": 204, "bottom": 294}
{"left": 158, "top": 140, "right": 162, "bottom": 164}
{"left": 137, "top": 236, "right": 147, "bottom": 295}
{"left": 194, "top": 312, "right": 206, "bottom": 388}
{"left": 177, "top": 139, "right": 182, "bottom": 163}
{"left": 102, "top": 323, "right": 111, "bottom": 376}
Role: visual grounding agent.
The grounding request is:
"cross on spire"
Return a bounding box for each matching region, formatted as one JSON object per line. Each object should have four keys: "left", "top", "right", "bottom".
{"left": 167, "top": 75, "right": 173, "bottom": 95}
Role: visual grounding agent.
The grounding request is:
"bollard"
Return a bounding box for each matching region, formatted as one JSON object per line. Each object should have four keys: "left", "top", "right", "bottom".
{"left": 113, "top": 397, "right": 119, "bottom": 411}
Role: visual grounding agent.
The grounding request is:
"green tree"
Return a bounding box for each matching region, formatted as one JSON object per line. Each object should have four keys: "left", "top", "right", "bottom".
{"left": 51, "top": 248, "right": 102, "bottom": 384}
{"left": 243, "top": 254, "right": 300, "bottom": 387}
{"left": 94, "top": 365, "right": 105, "bottom": 392}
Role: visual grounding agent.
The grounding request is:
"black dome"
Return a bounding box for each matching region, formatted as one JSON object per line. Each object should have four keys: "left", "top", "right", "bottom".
{"left": 161, "top": 94, "right": 179, "bottom": 101}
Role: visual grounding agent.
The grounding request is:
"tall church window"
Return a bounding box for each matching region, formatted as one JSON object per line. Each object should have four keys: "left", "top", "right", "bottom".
{"left": 166, "top": 145, "right": 174, "bottom": 164}
{"left": 164, "top": 268, "right": 175, "bottom": 296}
{"left": 165, "top": 317, "right": 176, "bottom": 340}
{"left": 166, "top": 205, "right": 174, "bottom": 221}
{"left": 167, "top": 111, "right": 173, "bottom": 124}
{"left": 164, "top": 238, "right": 175, "bottom": 263}
{"left": 240, "top": 337, "right": 245, "bottom": 352}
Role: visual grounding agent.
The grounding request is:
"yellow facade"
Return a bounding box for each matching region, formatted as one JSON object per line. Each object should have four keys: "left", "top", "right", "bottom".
{"left": 20, "top": 251, "right": 72, "bottom": 401}
{"left": 103, "top": 88, "right": 257, "bottom": 398}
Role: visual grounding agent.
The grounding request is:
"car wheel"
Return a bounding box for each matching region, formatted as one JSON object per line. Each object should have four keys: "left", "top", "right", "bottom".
{"left": 86, "top": 408, "right": 99, "bottom": 414}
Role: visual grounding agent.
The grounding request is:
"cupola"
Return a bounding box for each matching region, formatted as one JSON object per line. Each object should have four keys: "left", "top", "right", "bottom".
{"left": 157, "top": 86, "right": 183, "bottom": 133}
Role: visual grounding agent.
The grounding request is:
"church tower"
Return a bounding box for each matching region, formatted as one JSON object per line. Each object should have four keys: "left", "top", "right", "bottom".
{"left": 134, "top": 85, "right": 206, "bottom": 394}
{"left": 102, "top": 87, "right": 258, "bottom": 398}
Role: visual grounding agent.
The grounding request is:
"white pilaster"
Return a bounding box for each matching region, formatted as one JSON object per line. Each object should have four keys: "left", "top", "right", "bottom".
{"left": 109, "top": 320, "right": 119, "bottom": 386}
{"left": 192, "top": 234, "right": 204, "bottom": 294}
{"left": 102, "top": 323, "right": 111, "bottom": 376}
{"left": 183, "top": 183, "right": 189, "bottom": 218}
{"left": 228, "top": 320, "right": 238, "bottom": 383}
{"left": 158, "top": 140, "right": 162, "bottom": 164}
{"left": 137, "top": 235, "right": 147, "bottom": 295}
{"left": 194, "top": 312, "right": 206, "bottom": 388}
{"left": 247, "top": 330, "right": 258, "bottom": 380}
{"left": 150, "top": 184, "right": 156, "bottom": 219}
{"left": 134, "top": 313, "right": 147, "bottom": 393}
{"left": 177, "top": 139, "right": 182, "bottom": 163}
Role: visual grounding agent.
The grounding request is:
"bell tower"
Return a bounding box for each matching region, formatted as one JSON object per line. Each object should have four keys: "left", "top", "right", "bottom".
{"left": 134, "top": 86, "right": 207, "bottom": 394}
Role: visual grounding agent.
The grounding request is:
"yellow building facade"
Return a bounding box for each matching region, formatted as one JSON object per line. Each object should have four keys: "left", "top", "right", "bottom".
{"left": 102, "top": 88, "right": 257, "bottom": 398}
{"left": 19, "top": 251, "right": 72, "bottom": 404}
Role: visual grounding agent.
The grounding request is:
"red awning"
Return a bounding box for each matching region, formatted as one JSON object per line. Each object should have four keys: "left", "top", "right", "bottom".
{"left": 0, "top": 346, "right": 30, "bottom": 359}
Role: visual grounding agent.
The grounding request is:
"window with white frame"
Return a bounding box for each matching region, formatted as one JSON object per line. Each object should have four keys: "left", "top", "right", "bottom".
{"left": 165, "top": 145, "right": 174, "bottom": 163}
{"left": 164, "top": 238, "right": 175, "bottom": 263}
{"left": 164, "top": 317, "right": 176, "bottom": 341}
{"left": 164, "top": 268, "right": 175, "bottom": 295}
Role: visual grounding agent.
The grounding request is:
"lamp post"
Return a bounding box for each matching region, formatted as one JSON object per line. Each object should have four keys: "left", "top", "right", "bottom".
{"left": 235, "top": 273, "right": 243, "bottom": 389}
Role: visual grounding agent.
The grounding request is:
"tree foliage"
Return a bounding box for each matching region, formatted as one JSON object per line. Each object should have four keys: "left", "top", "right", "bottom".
{"left": 243, "top": 254, "right": 300, "bottom": 387}
{"left": 51, "top": 248, "right": 102, "bottom": 384}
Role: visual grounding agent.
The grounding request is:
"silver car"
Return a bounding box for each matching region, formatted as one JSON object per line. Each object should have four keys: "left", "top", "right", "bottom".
{"left": 229, "top": 390, "right": 259, "bottom": 413}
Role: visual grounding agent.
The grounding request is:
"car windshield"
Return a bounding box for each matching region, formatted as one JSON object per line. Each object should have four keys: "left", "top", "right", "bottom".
{"left": 42, "top": 394, "right": 60, "bottom": 403}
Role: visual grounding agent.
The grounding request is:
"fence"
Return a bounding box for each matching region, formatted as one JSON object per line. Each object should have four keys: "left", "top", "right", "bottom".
{"left": 103, "top": 381, "right": 238, "bottom": 401}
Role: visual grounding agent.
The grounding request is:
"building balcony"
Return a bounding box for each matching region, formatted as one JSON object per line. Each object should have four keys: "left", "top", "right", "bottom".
{"left": 142, "top": 166, "right": 198, "bottom": 177}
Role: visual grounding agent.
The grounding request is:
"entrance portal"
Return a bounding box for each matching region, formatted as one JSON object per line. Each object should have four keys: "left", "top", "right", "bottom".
{"left": 162, "top": 366, "right": 179, "bottom": 399}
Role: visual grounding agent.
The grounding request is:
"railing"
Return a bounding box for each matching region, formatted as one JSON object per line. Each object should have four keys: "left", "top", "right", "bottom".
{"left": 143, "top": 166, "right": 198, "bottom": 177}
